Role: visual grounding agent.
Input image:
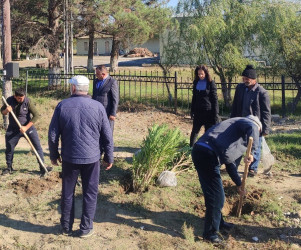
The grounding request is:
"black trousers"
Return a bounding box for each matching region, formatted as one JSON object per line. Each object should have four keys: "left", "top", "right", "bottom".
{"left": 5, "top": 126, "right": 44, "bottom": 167}
{"left": 192, "top": 144, "right": 226, "bottom": 239}
{"left": 190, "top": 110, "right": 215, "bottom": 146}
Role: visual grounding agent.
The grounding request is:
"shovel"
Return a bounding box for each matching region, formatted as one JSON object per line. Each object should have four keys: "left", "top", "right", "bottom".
{"left": 236, "top": 136, "right": 253, "bottom": 217}
{"left": 2, "top": 96, "right": 48, "bottom": 175}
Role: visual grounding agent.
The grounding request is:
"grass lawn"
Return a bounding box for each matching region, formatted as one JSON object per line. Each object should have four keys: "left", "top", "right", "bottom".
{"left": 0, "top": 73, "right": 300, "bottom": 248}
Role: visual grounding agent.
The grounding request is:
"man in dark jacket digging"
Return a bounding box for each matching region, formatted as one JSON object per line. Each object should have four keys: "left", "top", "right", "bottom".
{"left": 1, "top": 88, "right": 52, "bottom": 176}
{"left": 192, "top": 115, "right": 261, "bottom": 243}
{"left": 48, "top": 75, "right": 114, "bottom": 238}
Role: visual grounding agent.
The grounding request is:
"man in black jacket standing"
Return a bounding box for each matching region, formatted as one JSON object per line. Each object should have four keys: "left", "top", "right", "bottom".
{"left": 230, "top": 65, "right": 271, "bottom": 176}
{"left": 92, "top": 65, "right": 119, "bottom": 132}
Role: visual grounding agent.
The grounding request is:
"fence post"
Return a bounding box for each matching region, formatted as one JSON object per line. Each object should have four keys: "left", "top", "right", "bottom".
{"left": 281, "top": 75, "right": 286, "bottom": 118}
{"left": 174, "top": 71, "right": 178, "bottom": 114}
{"left": 25, "top": 70, "right": 28, "bottom": 95}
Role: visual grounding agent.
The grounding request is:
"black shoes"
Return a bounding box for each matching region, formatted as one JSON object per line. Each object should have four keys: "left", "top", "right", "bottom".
{"left": 248, "top": 169, "right": 258, "bottom": 177}
{"left": 2, "top": 165, "right": 53, "bottom": 176}
{"left": 73, "top": 229, "right": 94, "bottom": 238}
{"left": 79, "top": 229, "right": 94, "bottom": 238}
{"left": 60, "top": 226, "right": 72, "bottom": 236}
{"left": 2, "top": 165, "right": 14, "bottom": 175}
{"left": 40, "top": 166, "right": 53, "bottom": 177}
{"left": 205, "top": 234, "right": 223, "bottom": 243}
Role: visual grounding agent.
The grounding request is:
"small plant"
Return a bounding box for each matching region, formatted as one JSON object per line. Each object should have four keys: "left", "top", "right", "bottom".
{"left": 182, "top": 221, "right": 195, "bottom": 244}
{"left": 132, "top": 124, "right": 190, "bottom": 192}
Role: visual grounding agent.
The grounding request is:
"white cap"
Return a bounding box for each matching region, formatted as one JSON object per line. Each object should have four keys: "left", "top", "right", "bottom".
{"left": 246, "top": 115, "right": 262, "bottom": 131}
{"left": 69, "top": 75, "right": 90, "bottom": 86}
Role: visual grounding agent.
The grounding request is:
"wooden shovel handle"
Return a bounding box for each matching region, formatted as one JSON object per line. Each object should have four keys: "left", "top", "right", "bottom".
{"left": 236, "top": 136, "right": 253, "bottom": 217}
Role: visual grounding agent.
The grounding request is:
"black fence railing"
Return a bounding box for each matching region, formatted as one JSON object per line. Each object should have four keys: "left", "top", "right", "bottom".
{"left": 1, "top": 70, "right": 299, "bottom": 116}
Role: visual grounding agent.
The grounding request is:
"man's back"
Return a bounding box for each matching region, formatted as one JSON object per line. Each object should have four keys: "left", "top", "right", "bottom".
{"left": 49, "top": 95, "right": 113, "bottom": 164}
{"left": 197, "top": 117, "right": 259, "bottom": 164}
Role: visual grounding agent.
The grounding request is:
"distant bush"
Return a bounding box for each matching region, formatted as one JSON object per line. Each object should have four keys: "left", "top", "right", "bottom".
{"left": 132, "top": 124, "right": 192, "bottom": 192}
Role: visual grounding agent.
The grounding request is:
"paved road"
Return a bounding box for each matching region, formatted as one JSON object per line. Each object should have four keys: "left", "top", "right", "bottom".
{"left": 10, "top": 55, "right": 160, "bottom": 69}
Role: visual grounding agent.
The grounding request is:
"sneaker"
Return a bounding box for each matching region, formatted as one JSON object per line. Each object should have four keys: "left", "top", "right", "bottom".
{"left": 248, "top": 170, "right": 257, "bottom": 177}
{"left": 2, "top": 165, "right": 14, "bottom": 175}
{"left": 78, "top": 229, "right": 94, "bottom": 238}
{"left": 220, "top": 222, "right": 235, "bottom": 231}
{"left": 60, "top": 226, "right": 72, "bottom": 236}
{"left": 205, "top": 234, "right": 223, "bottom": 243}
{"left": 2, "top": 168, "right": 12, "bottom": 175}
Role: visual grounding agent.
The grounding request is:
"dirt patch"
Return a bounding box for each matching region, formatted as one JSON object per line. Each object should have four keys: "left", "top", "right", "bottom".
{"left": 0, "top": 107, "right": 300, "bottom": 249}
{"left": 10, "top": 172, "right": 61, "bottom": 197}
{"left": 293, "top": 192, "right": 301, "bottom": 204}
{"left": 126, "top": 47, "right": 154, "bottom": 57}
{"left": 223, "top": 180, "right": 265, "bottom": 216}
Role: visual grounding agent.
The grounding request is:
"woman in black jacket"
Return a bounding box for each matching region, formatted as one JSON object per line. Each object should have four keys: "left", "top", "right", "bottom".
{"left": 190, "top": 65, "right": 219, "bottom": 147}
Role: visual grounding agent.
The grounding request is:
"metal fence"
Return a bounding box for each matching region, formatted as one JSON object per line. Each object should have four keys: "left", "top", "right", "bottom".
{"left": 4, "top": 69, "right": 300, "bottom": 116}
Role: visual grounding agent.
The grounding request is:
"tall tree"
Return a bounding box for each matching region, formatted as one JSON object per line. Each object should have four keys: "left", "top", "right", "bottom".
{"left": 75, "top": 0, "right": 108, "bottom": 72}
{"left": 171, "top": 0, "right": 263, "bottom": 107}
{"left": 258, "top": 0, "right": 301, "bottom": 113}
{"left": 11, "top": 0, "right": 64, "bottom": 84}
{"left": 101, "top": 0, "right": 171, "bottom": 71}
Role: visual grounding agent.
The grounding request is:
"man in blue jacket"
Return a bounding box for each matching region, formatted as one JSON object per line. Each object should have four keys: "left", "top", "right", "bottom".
{"left": 48, "top": 75, "right": 114, "bottom": 238}
{"left": 192, "top": 115, "right": 261, "bottom": 243}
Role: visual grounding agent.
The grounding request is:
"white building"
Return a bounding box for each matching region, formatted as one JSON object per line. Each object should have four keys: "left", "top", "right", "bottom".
{"left": 76, "top": 35, "right": 160, "bottom": 56}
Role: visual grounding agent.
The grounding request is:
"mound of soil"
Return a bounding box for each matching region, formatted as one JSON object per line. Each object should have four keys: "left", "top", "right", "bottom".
{"left": 126, "top": 47, "right": 154, "bottom": 57}
{"left": 10, "top": 172, "right": 61, "bottom": 196}
{"left": 293, "top": 192, "right": 301, "bottom": 203}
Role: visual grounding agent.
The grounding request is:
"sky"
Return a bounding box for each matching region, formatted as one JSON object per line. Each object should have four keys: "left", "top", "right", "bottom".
{"left": 166, "top": 0, "right": 299, "bottom": 7}
{"left": 167, "top": 0, "right": 179, "bottom": 7}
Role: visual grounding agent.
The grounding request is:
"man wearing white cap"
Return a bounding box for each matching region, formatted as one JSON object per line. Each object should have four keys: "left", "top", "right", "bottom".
{"left": 48, "top": 75, "right": 114, "bottom": 238}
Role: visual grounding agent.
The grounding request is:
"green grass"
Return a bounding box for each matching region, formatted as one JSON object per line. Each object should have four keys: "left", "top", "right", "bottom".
{"left": 0, "top": 81, "right": 300, "bottom": 248}
{"left": 266, "top": 132, "right": 301, "bottom": 174}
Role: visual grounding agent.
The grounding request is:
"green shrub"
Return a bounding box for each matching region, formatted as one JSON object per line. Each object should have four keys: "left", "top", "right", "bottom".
{"left": 132, "top": 124, "right": 190, "bottom": 192}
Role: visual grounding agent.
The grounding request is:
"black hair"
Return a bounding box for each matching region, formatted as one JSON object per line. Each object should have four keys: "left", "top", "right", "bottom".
{"left": 14, "top": 88, "right": 26, "bottom": 97}
{"left": 194, "top": 64, "right": 212, "bottom": 82}
{"left": 96, "top": 65, "right": 108, "bottom": 72}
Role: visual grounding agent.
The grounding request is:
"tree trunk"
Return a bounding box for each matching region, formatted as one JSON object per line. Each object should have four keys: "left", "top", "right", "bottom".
{"left": 2, "top": 0, "right": 12, "bottom": 129}
{"left": 110, "top": 35, "right": 120, "bottom": 72}
{"left": 87, "top": 31, "right": 94, "bottom": 73}
{"left": 16, "top": 43, "right": 21, "bottom": 60}
{"left": 219, "top": 74, "right": 231, "bottom": 108}
{"left": 291, "top": 83, "right": 301, "bottom": 113}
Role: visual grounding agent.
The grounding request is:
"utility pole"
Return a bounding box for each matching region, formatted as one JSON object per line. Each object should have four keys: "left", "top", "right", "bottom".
{"left": 63, "top": 0, "right": 73, "bottom": 76}
{"left": 2, "top": 0, "right": 12, "bottom": 129}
